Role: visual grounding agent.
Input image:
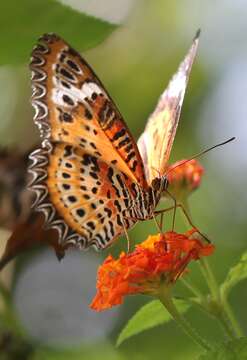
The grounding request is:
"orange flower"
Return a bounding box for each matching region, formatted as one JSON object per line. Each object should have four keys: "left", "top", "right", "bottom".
{"left": 165, "top": 159, "right": 204, "bottom": 199}
{"left": 90, "top": 230, "right": 214, "bottom": 311}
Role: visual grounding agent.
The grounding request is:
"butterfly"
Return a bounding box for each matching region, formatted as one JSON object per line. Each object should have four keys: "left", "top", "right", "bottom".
{"left": 29, "top": 31, "right": 199, "bottom": 251}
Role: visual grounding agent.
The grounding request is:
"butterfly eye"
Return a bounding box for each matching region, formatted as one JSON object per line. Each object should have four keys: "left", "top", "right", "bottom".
{"left": 161, "top": 176, "right": 169, "bottom": 192}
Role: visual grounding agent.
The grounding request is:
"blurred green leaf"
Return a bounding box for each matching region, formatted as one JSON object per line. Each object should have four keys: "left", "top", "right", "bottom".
{"left": 0, "top": 332, "right": 34, "bottom": 360}
{"left": 221, "top": 251, "right": 247, "bottom": 298}
{"left": 31, "top": 343, "right": 125, "bottom": 360}
{"left": 0, "top": 0, "right": 117, "bottom": 65}
{"left": 0, "top": 282, "right": 25, "bottom": 337}
{"left": 198, "top": 338, "right": 247, "bottom": 360}
{"left": 116, "top": 299, "right": 190, "bottom": 346}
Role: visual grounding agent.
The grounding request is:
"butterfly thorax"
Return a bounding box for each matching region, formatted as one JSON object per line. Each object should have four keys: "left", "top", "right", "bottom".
{"left": 151, "top": 176, "right": 169, "bottom": 202}
{"left": 123, "top": 175, "right": 168, "bottom": 221}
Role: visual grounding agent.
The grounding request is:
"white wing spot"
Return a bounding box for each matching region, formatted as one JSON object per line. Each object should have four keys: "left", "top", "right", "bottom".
{"left": 51, "top": 78, "right": 107, "bottom": 107}
{"left": 81, "top": 82, "right": 106, "bottom": 99}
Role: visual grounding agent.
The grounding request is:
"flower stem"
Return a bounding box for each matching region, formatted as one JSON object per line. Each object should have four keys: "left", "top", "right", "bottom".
{"left": 221, "top": 295, "right": 244, "bottom": 337}
{"left": 179, "top": 199, "right": 243, "bottom": 339}
{"left": 216, "top": 306, "right": 236, "bottom": 340}
{"left": 181, "top": 277, "right": 236, "bottom": 339}
{"left": 158, "top": 286, "right": 211, "bottom": 351}
{"left": 199, "top": 257, "right": 244, "bottom": 338}
{"left": 180, "top": 277, "right": 205, "bottom": 304}
{"left": 199, "top": 257, "right": 219, "bottom": 301}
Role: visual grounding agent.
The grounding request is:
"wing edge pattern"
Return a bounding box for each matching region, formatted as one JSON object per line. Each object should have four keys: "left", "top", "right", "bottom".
{"left": 30, "top": 33, "right": 59, "bottom": 140}
{"left": 28, "top": 142, "right": 101, "bottom": 251}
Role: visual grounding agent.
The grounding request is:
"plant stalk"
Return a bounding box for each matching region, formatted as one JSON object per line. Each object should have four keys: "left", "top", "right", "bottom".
{"left": 180, "top": 199, "right": 243, "bottom": 339}
{"left": 158, "top": 285, "right": 211, "bottom": 351}
{"left": 221, "top": 295, "right": 244, "bottom": 338}
{"left": 199, "top": 258, "right": 219, "bottom": 301}
{"left": 180, "top": 277, "right": 205, "bottom": 304}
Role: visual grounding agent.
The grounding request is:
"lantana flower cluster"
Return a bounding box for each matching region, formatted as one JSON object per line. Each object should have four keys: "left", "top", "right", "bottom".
{"left": 91, "top": 229, "right": 214, "bottom": 311}
{"left": 91, "top": 159, "right": 210, "bottom": 311}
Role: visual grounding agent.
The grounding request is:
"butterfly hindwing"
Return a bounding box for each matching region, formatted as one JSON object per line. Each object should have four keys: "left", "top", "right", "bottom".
{"left": 29, "top": 143, "right": 138, "bottom": 250}
{"left": 137, "top": 32, "right": 200, "bottom": 184}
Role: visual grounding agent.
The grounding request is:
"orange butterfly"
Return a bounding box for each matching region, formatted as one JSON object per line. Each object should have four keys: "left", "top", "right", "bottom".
{"left": 29, "top": 31, "right": 199, "bottom": 251}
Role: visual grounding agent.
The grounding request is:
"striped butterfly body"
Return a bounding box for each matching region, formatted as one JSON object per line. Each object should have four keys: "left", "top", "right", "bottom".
{"left": 29, "top": 32, "right": 199, "bottom": 251}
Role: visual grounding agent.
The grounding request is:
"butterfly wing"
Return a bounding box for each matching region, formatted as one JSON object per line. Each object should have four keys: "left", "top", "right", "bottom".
{"left": 30, "top": 33, "right": 147, "bottom": 188}
{"left": 29, "top": 144, "right": 138, "bottom": 250}
{"left": 29, "top": 33, "right": 148, "bottom": 250}
{"left": 137, "top": 31, "right": 200, "bottom": 185}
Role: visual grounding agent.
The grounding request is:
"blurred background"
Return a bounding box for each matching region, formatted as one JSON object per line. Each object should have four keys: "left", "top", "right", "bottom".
{"left": 0, "top": 0, "right": 246, "bottom": 359}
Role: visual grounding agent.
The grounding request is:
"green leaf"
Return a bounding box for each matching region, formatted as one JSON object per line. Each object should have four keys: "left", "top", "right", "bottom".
{"left": 198, "top": 338, "right": 247, "bottom": 360}
{"left": 0, "top": 0, "right": 117, "bottom": 65}
{"left": 31, "top": 343, "right": 125, "bottom": 360}
{"left": 116, "top": 299, "right": 190, "bottom": 346}
{"left": 221, "top": 251, "right": 247, "bottom": 298}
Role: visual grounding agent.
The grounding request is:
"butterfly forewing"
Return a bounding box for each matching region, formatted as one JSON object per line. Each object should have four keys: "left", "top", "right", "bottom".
{"left": 137, "top": 31, "right": 200, "bottom": 184}
{"left": 29, "top": 33, "right": 148, "bottom": 250}
{"left": 30, "top": 33, "right": 147, "bottom": 187}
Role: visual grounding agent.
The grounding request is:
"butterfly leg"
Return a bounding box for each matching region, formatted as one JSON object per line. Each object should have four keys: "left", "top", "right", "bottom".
{"left": 125, "top": 213, "right": 161, "bottom": 234}
{"left": 163, "top": 189, "right": 177, "bottom": 231}
{"left": 152, "top": 213, "right": 162, "bottom": 233}
{"left": 122, "top": 217, "right": 131, "bottom": 253}
{"left": 161, "top": 189, "right": 210, "bottom": 242}
{"left": 155, "top": 206, "right": 177, "bottom": 231}
{"left": 176, "top": 203, "right": 211, "bottom": 243}
{"left": 158, "top": 205, "right": 179, "bottom": 231}
{"left": 155, "top": 204, "right": 210, "bottom": 243}
{"left": 159, "top": 212, "right": 164, "bottom": 231}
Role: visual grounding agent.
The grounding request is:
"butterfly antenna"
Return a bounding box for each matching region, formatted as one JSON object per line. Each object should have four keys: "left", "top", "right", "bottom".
{"left": 165, "top": 137, "right": 236, "bottom": 175}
